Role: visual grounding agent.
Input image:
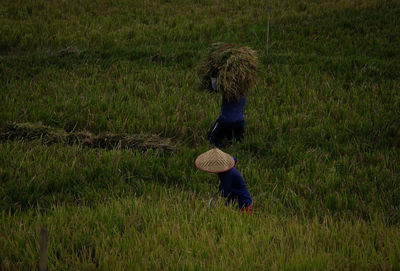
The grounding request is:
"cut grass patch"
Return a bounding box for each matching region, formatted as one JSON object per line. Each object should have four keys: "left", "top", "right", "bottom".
{"left": 1, "top": 122, "right": 179, "bottom": 152}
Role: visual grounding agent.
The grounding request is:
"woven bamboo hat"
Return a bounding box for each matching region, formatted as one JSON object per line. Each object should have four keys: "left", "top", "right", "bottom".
{"left": 195, "top": 147, "right": 235, "bottom": 173}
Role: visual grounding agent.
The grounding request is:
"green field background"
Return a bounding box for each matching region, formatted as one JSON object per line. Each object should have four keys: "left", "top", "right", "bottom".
{"left": 1, "top": 0, "right": 399, "bottom": 270}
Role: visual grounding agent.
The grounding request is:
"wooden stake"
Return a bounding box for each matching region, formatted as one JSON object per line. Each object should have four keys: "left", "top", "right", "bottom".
{"left": 267, "top": 0, "right": 271, "bottom": 55}
{"left": 39, "top": 228, "right": 49, "bottom": 271}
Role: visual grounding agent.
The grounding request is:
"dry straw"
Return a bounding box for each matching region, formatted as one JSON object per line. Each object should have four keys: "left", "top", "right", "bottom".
{"left": 0, "top": 122, "right": 178, "bottom": 152}
{"left": 198, "top": 43, "right": 258, "bottom": 101}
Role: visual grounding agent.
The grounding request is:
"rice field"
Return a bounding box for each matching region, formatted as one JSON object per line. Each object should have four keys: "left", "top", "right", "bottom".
{"left": 1, "top": 0, "right": 399, "bottom": 270}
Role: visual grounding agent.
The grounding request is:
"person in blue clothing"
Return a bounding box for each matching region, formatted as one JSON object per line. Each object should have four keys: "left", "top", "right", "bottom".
{"left": 207, "top": 75, "right": 247, "bottom": 147}
{"left": 195, "top": 148, "right": 253, "bottom": 215}
{"left": 198, "top": 43, "right": 258, "bottom": 148}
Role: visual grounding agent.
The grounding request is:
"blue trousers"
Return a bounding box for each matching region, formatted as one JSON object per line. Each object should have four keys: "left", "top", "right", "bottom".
{"left": 207, "top": 120, "right": 244, "bottom": 147}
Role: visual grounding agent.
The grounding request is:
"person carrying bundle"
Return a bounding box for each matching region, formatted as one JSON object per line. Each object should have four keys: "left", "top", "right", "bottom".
{"left": 195, "top": 147, "right": 253, "bottom": 215}
{"left": 198, "top": 43, "right": 258, "bottom": 147}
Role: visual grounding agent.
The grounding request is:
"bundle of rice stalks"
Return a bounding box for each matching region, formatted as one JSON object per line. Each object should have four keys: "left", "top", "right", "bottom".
{"left": 1, "top": 122, "right": 178, "bottom": 153}
{"left": 0, "top": 122, "right": 67, "bottom": 144}
{"left": 198, "top": 43, "right": 258, "bottom": 101}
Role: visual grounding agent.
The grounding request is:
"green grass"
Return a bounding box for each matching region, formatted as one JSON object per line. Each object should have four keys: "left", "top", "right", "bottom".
{"left": 2, "top": 189, "right": 400, "bottom": 270}
{"left": 1, "top": 0, "right": 399, "bottom": 269}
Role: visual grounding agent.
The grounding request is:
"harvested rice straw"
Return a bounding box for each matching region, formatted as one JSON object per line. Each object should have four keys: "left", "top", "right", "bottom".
{"left": 0, "top": 122, "right": 178, "bottom": 152}
{"left": 198, "top": 43, "right": 258, "bottom": 101}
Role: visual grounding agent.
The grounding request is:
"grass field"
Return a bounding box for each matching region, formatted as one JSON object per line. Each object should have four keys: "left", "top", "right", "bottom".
{"left": 1, "top": 0, "right": 399, "bottom": 269}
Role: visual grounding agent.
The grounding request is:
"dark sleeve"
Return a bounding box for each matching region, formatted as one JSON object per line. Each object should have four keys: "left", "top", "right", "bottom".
{"left": 231, "top": 170, "right": 246, "bottom": 190}
{"left": 219, "top": 173, "right": 232, "bottom": 197}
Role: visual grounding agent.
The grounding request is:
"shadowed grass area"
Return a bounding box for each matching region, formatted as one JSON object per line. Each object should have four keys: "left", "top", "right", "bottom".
{"left": 1, "top": 0, "right": 399, "bottom": 269}
{"left": 1, "top": 139, "right": 399, "bottom": 223}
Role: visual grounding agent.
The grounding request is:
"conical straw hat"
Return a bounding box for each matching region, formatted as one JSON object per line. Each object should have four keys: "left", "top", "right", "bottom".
{"left": 195, "top": 148, "right": 235, "bottom": 173}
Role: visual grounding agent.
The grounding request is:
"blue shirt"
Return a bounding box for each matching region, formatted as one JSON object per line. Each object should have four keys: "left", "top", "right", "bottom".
{"left": 210, "top": 77, "right": 247, "bottom": 123}
{"left": 217, "top": 158, "right": 252, "bottom": 208}
{"left": 218, "top": 96, "right": 247, "bottom": 123}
